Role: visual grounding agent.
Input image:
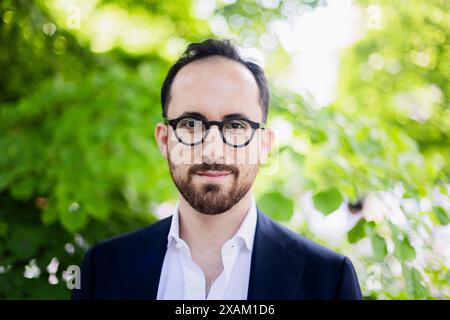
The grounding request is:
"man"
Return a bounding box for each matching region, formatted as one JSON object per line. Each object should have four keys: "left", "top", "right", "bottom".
{"left": 71, "top": 39, "right": 362, "bottom": 300}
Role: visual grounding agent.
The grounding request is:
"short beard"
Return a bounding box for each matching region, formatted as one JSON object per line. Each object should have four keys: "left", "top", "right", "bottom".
{"left": 168, "top": 161, "right": 257, "bottom": 215}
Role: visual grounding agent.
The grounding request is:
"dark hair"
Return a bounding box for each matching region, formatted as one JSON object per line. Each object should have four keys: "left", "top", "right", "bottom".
{"left": 160, "top": 38, "right": 270, "bottom": 122}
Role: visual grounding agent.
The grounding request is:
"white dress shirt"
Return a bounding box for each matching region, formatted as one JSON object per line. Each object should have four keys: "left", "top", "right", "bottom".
{"left": 156, "top": 195, "right": 258, "bottom": 300}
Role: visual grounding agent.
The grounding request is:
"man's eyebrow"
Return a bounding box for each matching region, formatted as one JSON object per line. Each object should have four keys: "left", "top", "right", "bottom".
{"left": 223, "top": 113, "right": 250, "bottom": 120}
{"left": 178, "top": 112, "right": 250, "bottom": 120}
{"left": 179, "top": 111, "right": 206, "bottom": 119}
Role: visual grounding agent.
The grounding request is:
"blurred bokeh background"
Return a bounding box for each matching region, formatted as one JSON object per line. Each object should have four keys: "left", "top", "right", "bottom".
{"left": 0, "top": 0, "right": 449, "bottom": 299}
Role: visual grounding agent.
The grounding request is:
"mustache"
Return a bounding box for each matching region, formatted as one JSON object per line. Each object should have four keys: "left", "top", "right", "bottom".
{"left": 188, "top": 163, "right": 239, "bottom": 177}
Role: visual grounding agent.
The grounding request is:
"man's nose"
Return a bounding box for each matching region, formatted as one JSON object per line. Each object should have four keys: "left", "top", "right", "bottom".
{"left": 201, "top": 125, "right": 225, "bottom": 164}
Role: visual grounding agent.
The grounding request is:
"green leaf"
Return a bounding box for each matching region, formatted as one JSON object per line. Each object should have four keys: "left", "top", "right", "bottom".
{"left": 289, "top": 149, "right": 306, "bottom": 167}
{"left": 312, "top": 188, "right": 343, "bottom": 215}
{"left": 0, "top": 220, "right": 8, "bottom": 238}
{"left": 6, "top": 227, "right": 44, "bottom": 260}
{"left": 310, "top": 129, "right": 327, "bottom": 144}
{"left": 0, "top": 172, "right": 14, "bottom": 191}
{"left": 41, "top": 206, "right": 58, "bottom": 225}
{"left": 347, "top": 219, "right": 366, "bottom": 244}
{"left": 371, "top": 234, "right": 387, "bottom": 259}
{"left": 394, "top": 238, "right": 416, "bottom": 261}
{"left": 403, "top": 265, "right": 430, "bottom": 299}
{"left": 10, "top": 178, "right": 35, "bottom": 201}
{"left": 364, "top": 221, "right": 376, "bottom": 236}
{"left": 60, "top": 209, "right": 88, "bottom": 234}
{"left": 258, "top": 191, "right": 294, "bottom": 221}
{"left": 433, "top": 206, "right": 449, "bottom": 225}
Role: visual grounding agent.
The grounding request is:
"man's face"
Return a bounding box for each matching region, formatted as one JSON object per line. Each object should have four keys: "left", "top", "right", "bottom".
{"left": 155, "top": 56, "right": 274, "bottom": 215}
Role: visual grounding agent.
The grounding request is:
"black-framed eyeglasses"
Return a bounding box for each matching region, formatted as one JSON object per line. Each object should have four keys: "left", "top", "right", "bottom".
{"left": 164, "top": 116, "right": 265, "bottom": 148}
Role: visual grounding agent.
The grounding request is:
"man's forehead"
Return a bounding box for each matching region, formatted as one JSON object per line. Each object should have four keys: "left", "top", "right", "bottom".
{"left": 175, "top": 56, "right": 255, "bottom": 81}
{"left": 168, "top": 56, "right": 262, "bottom": 120}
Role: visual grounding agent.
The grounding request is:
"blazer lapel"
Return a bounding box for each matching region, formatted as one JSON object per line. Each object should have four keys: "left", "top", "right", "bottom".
{"left": 247, "top": 208, "right": 306, "bottom": 300}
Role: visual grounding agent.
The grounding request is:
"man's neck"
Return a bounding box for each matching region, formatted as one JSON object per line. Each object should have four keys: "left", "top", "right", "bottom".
{"left": 178, "top": 190, "right": 253, "bottom": 252}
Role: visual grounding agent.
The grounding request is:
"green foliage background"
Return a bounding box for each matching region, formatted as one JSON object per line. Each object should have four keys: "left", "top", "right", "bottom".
{"left": 0, "top": 0, "right": 448, "bottom": 299}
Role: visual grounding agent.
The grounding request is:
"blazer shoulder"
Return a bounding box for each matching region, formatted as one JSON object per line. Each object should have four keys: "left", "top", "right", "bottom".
{"left": 276, "top": 220, "right": 362, "bottom": 299}
{"left": 91, "top": 215, "right": 172, "bottom": 253}
{"left": 264, "top": 212, "right": 347, "bottom": 264}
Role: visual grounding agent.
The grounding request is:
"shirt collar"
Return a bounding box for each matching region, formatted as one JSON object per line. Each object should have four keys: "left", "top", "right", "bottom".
{"left": 166, "top": 194, "right": 258, "bottom": 252}
{"left": 167, "top": 201, "right": 181, "bottom": 249}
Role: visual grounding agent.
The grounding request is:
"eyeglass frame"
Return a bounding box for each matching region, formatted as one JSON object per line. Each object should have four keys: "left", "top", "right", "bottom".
{"left": 163, "top": 115, "right": 265, "bottom": 148}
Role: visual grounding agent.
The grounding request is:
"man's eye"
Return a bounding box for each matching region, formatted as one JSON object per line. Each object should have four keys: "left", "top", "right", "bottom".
{"left": 179, "top": 119, "right": 202, "bottom": 129}
{"left": 226, "top": 121, "right": 246, "bottom": 130}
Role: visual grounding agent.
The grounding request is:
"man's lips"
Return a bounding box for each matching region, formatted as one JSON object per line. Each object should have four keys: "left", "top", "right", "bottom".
{"left": 195, "top": 170, "right": 231, "bottom": 177}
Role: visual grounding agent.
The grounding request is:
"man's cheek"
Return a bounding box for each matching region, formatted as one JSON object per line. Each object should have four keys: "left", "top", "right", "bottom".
{"left": 168, "top": 142, "right": 200, "bottom": 165}
{"left": 232, "top": 145, "right": 258, "bottom": 166}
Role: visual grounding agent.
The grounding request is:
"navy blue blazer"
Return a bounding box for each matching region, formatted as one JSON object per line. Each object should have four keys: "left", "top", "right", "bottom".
{"left": 71, "top": 207, "right": 362, "bottom": 300}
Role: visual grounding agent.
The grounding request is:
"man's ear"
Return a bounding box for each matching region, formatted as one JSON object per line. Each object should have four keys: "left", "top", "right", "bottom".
{"left": 155, "top": 123, "right": 169, "bottom": 160}
{"left": 259, "top": 127, "right": 275, "bottom": 164}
